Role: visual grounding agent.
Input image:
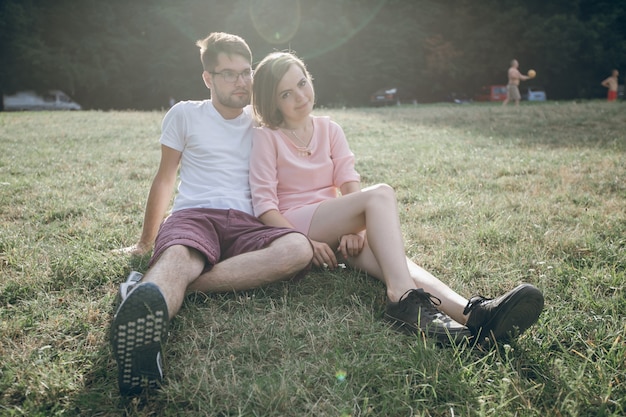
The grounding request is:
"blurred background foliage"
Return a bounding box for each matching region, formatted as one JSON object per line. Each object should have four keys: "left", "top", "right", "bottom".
{"left": 1, "top": 0, "right": 624, "bottom": 109}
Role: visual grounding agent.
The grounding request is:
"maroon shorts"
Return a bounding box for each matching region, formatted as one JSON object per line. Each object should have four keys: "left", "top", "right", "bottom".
{"left": 150, "top": 208, "right": 307, "bottom": 274}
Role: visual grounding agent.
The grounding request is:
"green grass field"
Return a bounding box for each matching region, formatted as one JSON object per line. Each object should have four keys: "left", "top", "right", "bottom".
{"left": 1, "top": 101, "right": 624, "bottom": 416}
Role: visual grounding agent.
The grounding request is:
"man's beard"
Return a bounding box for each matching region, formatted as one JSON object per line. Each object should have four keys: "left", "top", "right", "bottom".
{"left": 212, "top": 86, "right": 250, "bottom": 109}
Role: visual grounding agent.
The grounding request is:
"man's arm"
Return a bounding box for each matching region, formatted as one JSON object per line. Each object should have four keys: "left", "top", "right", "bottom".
{"left": 516, "top": 69, "right": 531, "bottom": 82}
{"left": 121, "top": 145, "right": 181, "bottom": 255}
{"left": 509, "top": 68, "right": 530, "bottom": 83}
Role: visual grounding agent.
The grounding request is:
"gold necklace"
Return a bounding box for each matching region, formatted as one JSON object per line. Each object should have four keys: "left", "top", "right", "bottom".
{"left": 282, "top": 123, "right": 313, "bottom": 157}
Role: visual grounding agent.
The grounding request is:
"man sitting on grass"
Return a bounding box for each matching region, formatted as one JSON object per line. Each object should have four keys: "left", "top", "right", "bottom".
{"left": 110, "top": 32, "right": 313, "bottom": 396}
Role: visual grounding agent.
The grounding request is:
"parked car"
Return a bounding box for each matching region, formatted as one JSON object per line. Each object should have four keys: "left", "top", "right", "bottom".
{"left": 2, "top": 90, "right": 82, "bottom": 111}
{"left": 523, "top": 86, "right": 547, "bottom": 101}
{"left": 474, "top": 85, "right": 507, "bottom": 102}
{"left": 370, "top": 88, "right": 400, "bottom": 106}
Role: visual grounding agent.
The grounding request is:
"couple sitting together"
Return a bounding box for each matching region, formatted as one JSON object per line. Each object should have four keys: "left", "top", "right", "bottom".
{"left": 110, "top": 32, "right": 544, "bottom": 395}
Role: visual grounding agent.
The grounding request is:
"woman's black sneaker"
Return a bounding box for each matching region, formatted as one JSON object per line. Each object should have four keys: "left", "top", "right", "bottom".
{"left": 464, "top": 283, "right": 544, "bottom": 346}
{"left": 385, "top": 288, "right": 471, "bottom": 345}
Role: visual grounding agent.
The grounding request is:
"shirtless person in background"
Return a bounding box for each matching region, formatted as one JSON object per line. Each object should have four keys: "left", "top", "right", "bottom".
{"left": 601, "top": 69, "right": 619, "bottom": 102}
{"left": 502, "top": 59, "right": 530, "bottom": 106}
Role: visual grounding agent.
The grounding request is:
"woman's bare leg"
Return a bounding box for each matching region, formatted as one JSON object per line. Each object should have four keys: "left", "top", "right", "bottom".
{"left": 344, "top": 243, "right": 469, "bottom": 324}
{"left": 405, "top": 260, "right": 468, "bottom": 324}
{"left": 308, "top": 184, "right": 415, "bottom": 302}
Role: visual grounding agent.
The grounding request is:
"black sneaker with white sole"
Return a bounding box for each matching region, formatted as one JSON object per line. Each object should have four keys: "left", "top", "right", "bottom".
{"left": 464, "top": 283, "right": 544, "bottom": 346}
{"left": 110, "top": 282, "right": 169, "bottom": 395}
{"left": 385, "top": 288, "right": 471, "bottom": 345}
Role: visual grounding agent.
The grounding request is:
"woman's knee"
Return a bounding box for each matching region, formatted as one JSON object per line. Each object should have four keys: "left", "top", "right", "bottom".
{"left": 365, "top": 183, "right": 397, "bottom": 203}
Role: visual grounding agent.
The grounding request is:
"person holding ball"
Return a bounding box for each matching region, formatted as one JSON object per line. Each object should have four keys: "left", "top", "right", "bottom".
{"left": 502, "top": 59, "right": 531, "bottom": 106}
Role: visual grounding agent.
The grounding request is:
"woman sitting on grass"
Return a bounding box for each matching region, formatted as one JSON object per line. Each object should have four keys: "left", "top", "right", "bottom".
{"left": 249, "top": 51, "right": 544, "bottom": 346}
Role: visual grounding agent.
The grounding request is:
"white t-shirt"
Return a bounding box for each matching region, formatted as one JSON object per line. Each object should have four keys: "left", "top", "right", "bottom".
{"left": 160, "top": 100, "right": 255, "bottom": 215}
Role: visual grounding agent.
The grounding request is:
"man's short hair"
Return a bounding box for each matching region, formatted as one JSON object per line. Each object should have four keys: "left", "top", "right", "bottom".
{"left": 196, "top": 32, "right": 252, "bottom": 72}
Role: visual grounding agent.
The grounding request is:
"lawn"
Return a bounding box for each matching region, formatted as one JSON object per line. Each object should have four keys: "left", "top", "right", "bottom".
{"left": 0, "top": 101, "right": 624, "bottom": 416}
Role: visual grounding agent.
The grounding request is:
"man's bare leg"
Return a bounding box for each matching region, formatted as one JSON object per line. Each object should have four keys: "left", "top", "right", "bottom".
{"left": 144, "top": 233, "right": 312, "bottom": 318}
{"left": 187, "top": 232, "right": 311, "bottom": 292}
{"left": 141, "top": 244, "right": 205, "bottom": 319}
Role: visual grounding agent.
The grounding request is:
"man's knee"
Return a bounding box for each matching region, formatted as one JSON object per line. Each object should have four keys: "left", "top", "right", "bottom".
{"left": 158, "top": 244, "right": 204, "bottom": 264}
{"left": 288, "top": 233, "right": 314, "bottom": 265}
{"left": 272, "top": 232, "right": 313, "bottom": 269}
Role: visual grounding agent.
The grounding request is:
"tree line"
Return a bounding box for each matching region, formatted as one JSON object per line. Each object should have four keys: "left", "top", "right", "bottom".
{"left": 1, "top": 0, "right": 624, "bottom": 110}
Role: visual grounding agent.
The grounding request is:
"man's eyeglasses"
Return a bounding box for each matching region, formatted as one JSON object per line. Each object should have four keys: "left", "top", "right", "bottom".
{"left": 210, "top": 69, "right": 253, "bottom": 83}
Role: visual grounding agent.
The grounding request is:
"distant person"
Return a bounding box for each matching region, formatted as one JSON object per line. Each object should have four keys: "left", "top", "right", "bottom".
{"left": 250, "top": 51, "right": 545, "bottom": 348}
{"left": 168, "top": 96, "right": 176, "bottom": 108}
{"left": 110, "top": 32, "right": 313, "bottom": 395}
{"left": 502, "top": 59, "right": 531, "bottom": 106}
{"left": 601, "top": 69, "right": 619, "bottom": 102}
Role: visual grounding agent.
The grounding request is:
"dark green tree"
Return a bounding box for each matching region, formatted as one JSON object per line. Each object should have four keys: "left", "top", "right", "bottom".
{"left": 1, "top": 0, "right": 625, "bottom": 108}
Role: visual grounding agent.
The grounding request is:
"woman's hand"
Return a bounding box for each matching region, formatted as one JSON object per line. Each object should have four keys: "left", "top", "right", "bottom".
{"left": 337, "top": 233, "right": 365, "bottom": 260}
{"left": 310, "top": 239, "right": 340, "bottom": 269}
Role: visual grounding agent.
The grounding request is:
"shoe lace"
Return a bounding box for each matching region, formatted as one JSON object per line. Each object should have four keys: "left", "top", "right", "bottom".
{"left": 400, "top": 288, "right": 442, "bottom": 314}
{"left": 462, "top": 295, "right": 489, "bottom": 315}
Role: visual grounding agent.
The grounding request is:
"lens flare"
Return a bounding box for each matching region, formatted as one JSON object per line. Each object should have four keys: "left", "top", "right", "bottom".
{"left": 249, "top": 0, "right": 386, "bottom": 60}
{"left": 335, "top": 370, "right": 347, "bottom": 382}
{"left": 250, "top": 0, "right": 301, "bottom": 44}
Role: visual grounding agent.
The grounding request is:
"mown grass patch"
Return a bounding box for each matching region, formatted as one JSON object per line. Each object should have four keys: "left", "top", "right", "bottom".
{"left": 1, "top": 101, "right": 624, "bottom": 416}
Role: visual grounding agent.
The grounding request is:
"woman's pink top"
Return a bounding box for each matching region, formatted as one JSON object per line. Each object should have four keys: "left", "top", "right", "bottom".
{"left": 250, "top": 116, "right": 360, "bottom": 234}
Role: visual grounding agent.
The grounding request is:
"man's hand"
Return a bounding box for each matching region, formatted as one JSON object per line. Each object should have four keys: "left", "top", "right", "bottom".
{"left": 112, "top": 242, "right": 152, "bottom": 256}
{"left": 310, "top": 239, "right": 339, "bottom": 269}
